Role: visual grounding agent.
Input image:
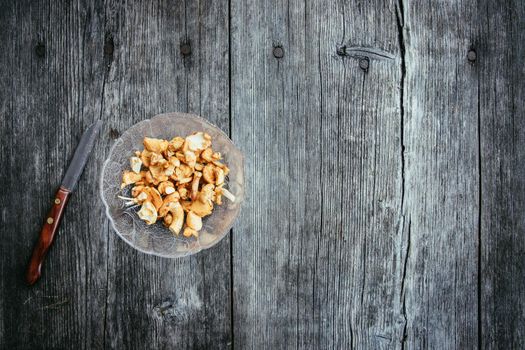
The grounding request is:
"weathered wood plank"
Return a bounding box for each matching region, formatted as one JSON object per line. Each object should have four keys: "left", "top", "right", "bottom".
{"left": 1, "top": 0, "right": 525, "bottom": 348}
{"left": 100, "top": 0, "right": 231, "bottom": 349}
{"left": 0, "top": 1, "right": 108, "bottom": 348}
{"left": 479, "top": 0, "right": 525, "bottom": 347}
{"left": 402, "top": 0, "right": 480, "bottom": 347}
{"left": 0, "top": 0, "right": 231, "bottom": 349}
{"left": 231, "top": 0, "right": 404, "bottom": 348}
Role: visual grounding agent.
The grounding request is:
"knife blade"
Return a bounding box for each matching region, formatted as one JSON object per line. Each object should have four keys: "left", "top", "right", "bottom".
{"left": 26, "top": 120, "right": 102, "bottom": 285}
{"left": 62, "top": 120, "right": 103, "bottom": 190}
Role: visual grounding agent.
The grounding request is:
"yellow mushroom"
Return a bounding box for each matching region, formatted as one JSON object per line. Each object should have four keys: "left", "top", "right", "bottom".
{"left": 168, "top": 137, "right": 185, "bottom": 152}
{"left": 121, "top": 170, "right": 143, "bottom": 188}
{"left": 215, "top": 167, "right": 225, "bottom": 186}
{"left": 214, "top": 185, "right": 223, "bottom": 205}
{"left": 158, "top": 193, "right": 181, "bottom": 217}
{"left": 178, "top": 186, "right": 189, "bottom": 200}
{"left": 191, "top": 171, "right": 202, "bottom": 201}
{"left": 139, "top": 187, "right": 163, "bottom": 210}
{"left": 140, "top": 150, "right": 153, "bottom": 167}
{"left": 168, "top": 201, "right": 184, "bottom": 235}
{"left": 183, "top": 227, "right": 199, "bottom": 238}
{"left": 121, "top": 133, "right": 232, "bottom": 229}
{"left": 184, "top": 150, "right": 197, "bottom": 167}
{"left": 137, "top": 201, "right": 157, "bottom": 225}
{"left": 164, "top": 213, "right": 173, "bottom": 227}
{"left": 150, "top": 152, "right": 167, "bottom": 166}
{"left": 143, "top": 137, "right": 169, "bottom": 153}
{"left": 200, "top": 148, "right": 214, "bottom": 162}
{"left": 158, "top": 181, "right": 176, "bottom": 195}
{"left": 131, "top": 185, "right": 145, "bottom": 197}
{"left": 168, "top": 156, "right": 181, "bottom": 168}
{"left": 180, "top": 200, "right": 192, "bottom": 212}
{"left": 184, "top": 132, "right": 212, "bottom": 152}
{"left": 180, "top": 164, "right": 193, "bottom": 178}
{"left": 189, "top": 184, "right": 215, "bottom": 217}
{"left": 222, "top": 188, "right": 236, "bottom": 203}
{"left": 202, "top": 164, "right": 216, "bottom": 184}
{"left": 186, "top": 211, "right": 202, "bottom": 231}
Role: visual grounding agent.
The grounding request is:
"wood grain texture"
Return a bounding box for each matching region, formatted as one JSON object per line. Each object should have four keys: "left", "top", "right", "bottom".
{"left": 401, "top": 0, "right": 481, "bottom": 348}
{"left": 479, "top": 0, "right": 525, "bottom": 347}
{"left": 0, "top": 0, "right": 231, "bottom": 349}
{"left": 1, "top": 0, "right": 525, "bottom": 349}
{"left": 98, "top": 0, "right": 231, "bottom": 349}
{"left": 231, "top": 0, "right": 405, "bottom": 348}
{"left": 0, "top": 1, "right": 109, "bottom": 348}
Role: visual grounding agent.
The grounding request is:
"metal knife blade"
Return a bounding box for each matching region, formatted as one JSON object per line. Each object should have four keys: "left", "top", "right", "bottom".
{"left": 61, "top": 120, "right": 103, "bottom": 191}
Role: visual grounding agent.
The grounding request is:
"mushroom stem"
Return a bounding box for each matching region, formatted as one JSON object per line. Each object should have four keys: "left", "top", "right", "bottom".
{"left": 222, "top": 188, "right": 236, "bottom": 203}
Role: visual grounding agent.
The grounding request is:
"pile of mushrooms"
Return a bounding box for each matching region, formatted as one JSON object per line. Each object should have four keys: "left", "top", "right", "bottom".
{"left": 119, "top": 132, "right": 235, "bottom": 238}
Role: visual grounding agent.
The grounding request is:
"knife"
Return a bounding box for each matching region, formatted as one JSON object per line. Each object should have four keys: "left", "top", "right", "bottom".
{"left": 26, "top": 120, "right": 103, "bottom": 285}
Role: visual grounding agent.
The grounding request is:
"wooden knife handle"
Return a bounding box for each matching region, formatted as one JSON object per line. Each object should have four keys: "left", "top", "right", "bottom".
{"left": 26, "top": 186, "right": 71, "bottom": 285}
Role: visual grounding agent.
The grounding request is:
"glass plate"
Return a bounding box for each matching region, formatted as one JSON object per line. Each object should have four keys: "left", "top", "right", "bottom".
{"left": 100, "top": 112, "right": 244, "bottom": 257}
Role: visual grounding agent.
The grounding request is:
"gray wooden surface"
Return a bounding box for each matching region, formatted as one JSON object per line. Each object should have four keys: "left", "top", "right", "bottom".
{"left": 0, "top": 0, "right": 523, "bottom": 349}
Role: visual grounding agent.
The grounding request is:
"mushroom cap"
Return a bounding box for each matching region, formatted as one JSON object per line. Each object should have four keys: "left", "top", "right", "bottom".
{"left": 186, "top": 211, "right": 203, "bottom": 231}
{"left": 137, "top": 201, "right": 158, "bottom": 225}
{"left": 168, "top": 202, "right": 184, "bottom": 235}
{"left": 143, "top": 137, "right": 169, "bottom": 153}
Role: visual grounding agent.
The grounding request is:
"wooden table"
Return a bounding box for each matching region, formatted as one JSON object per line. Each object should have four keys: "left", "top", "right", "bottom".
{"left": 1, "top": 0, "right": 523, "bottom": 348}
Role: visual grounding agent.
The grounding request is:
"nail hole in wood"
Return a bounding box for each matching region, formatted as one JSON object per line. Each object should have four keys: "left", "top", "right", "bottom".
{"left": 273, "top": 46, "right": 284, "bottom": 59}
{"left": 180, "top": 42, "right": 191, "bottom": 56}
{"left": 336, "top": 45, "right": 346, "bottom": 56}
{"left": 35, "top": 42, "right": 45, "bottom": 58}
{"left": 359, "top": 58, "right": 369, "bottom": 71}
{"left": 467, "top": 49, "right": 476, "bottom": 62}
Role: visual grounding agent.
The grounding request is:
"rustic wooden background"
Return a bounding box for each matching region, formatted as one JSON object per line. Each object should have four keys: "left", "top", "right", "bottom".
{"left": 1, "top": 0, "right": 524, "bottom": 349}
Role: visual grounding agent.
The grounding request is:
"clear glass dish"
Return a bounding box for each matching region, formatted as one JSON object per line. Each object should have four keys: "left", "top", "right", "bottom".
{"left": 100, "top": 112, "right": 244, "bottom": 258}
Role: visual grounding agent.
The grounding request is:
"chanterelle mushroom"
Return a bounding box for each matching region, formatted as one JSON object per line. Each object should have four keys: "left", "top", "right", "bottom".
{"left": 168, "top": 137, "right": 185, "bottom": 152}
{"left": 121, "top": 170, "right": 143, "bottom": 188}
{"left": 184, "top": 132, "right": 211, "bottom": 152}
{"left": 168, "top": 201, "right": 184, "bottom": 235}
{"left": 159, "top": 200, "right": 179, "bottom": 218}
{"left": 150, "top": 153, "right": 167, "bottom": 166}
{"left": 183, "top": 227, "right": 199, "bottom": 238}
{"left": 141, "top": 187, "right": 163, "bottom": 210}
{"left": 202, "top": 164, "right": 216, "bottom": 184}
{"left": 140, "top": 150, "right": 153, "bottom": 167}
{"left": 143, "top": 137, "right": 169, "bottom": 153}
{"left": 158, "top": 193, "right": 180, "bottom": 217}
{"left": 222, "top": 188, "right": 236, "bottom": 203}
{"left": 186, "top": 211, "right": 203, "bottom": 231}
{"left": 191, "top": 171, "right": 202, "bottom": 201}
{"left": 184, "top": 150, "right": 197, "bottom": 167}
{"left": 130, "top": 157, "right": 142, "bottom": 173}
{"left": 200, "top": 148, "right": 214, "bottom": 162}
{"left": 132, "top": 185, "right": 145, "bottom": 197}
{"left": 215, "top": 167, "right": 225, "bottom": 186}
{"left": 137, "top": 201, "right": 157, "bottom": 225}
{"left": 190, "top": 184, "right": 215, "bottom": 217}
{"left": 158, "top": 181, "right": 176, "bottom": 195}
{"left": 164, "top": 213, "right": 173, "bottom": 226}
{"left": 120, "top": 133, "right": 233, "bottom": 231}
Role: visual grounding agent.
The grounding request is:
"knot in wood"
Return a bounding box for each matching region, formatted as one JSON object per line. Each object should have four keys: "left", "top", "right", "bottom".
{"left": 180, "top": 43, "right": 192, "bottom": 56}
{"left": 35, "top": 43, "right": 45, "bottom": 58}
